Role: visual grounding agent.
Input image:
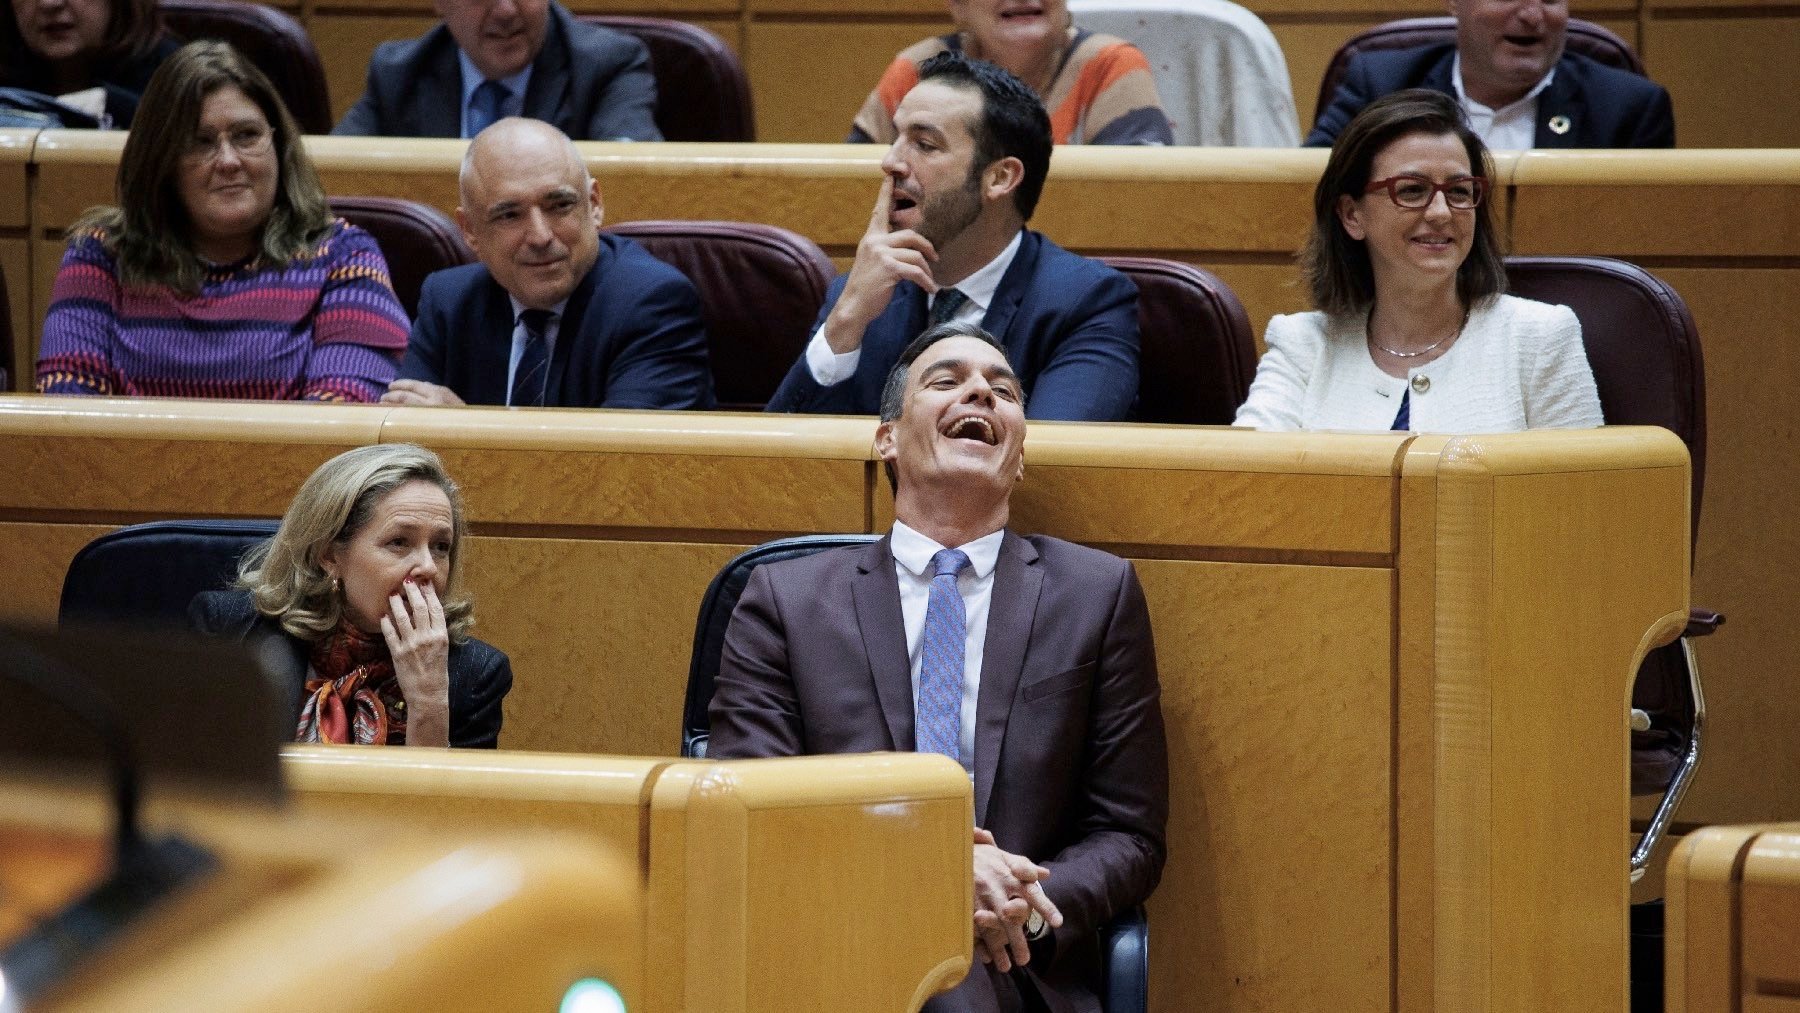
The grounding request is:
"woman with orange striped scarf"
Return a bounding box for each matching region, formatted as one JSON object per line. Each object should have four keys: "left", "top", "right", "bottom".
{"left": 849, "top": 0, "right": 1173, "bottom": 146}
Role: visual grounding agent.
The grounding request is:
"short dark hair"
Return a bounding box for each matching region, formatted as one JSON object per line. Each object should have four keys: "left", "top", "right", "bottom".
{"left": 1300, "top": 88, "right": 1506, "bottom": 320}
{"left": 877, "top": 321, "right": 1017, "bottom": 492}
{"left": 73, "top": 40, "right": 332, "bottom": 294}
{"left": 915, "top": 51, "right": 1053, "bottom": 221}
{"left": 0, "top": 0, "right": 166, "bottom": 80}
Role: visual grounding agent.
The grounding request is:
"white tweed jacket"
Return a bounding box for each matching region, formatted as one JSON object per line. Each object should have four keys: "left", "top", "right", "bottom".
{"left": 1233, "top": 294, "right": 1605, "bottom": 433}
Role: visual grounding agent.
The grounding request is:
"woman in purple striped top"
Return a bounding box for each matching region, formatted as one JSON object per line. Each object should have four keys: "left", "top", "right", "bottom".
{"left": 36, "top": 40, "right": 408, "bottom": 402}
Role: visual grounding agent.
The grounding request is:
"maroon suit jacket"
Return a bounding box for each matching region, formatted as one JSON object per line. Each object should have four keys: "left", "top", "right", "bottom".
{"left": 708, "top": 532, "right": 1169, "bottom": 1013}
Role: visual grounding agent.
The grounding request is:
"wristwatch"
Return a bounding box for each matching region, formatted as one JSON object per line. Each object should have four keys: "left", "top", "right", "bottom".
{"left": 1024, "top": 909, "right": 1049, "bottom": 941}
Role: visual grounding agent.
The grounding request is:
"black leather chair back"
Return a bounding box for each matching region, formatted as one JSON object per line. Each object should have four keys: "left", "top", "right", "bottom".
{"left": 60, "top": 520, "right": 279, "bottom": 630}
{"left": 159, "top": 0, "right": 333, "bottom": 134}
{"left": 1099, "top": 257, "right": 1257, "bottom": 424}
{"left": 1314, "top": 18, "right": 1643, "bottom": 132}
{"left": 579, "top": 16, "right": 754, "bottom": 141}
{"left": 683, "top": 534, "right": 877, "bottom": 758}
{"left": 607, "top": 221, "right": 834, "bottom": 412}
{"left": 329, "top": 196, "right": 475, "bottom": 320}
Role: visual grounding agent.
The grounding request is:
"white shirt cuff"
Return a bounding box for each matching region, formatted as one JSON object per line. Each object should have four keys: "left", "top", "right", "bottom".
{"left": 805, "top": 325, "right": 861, "bottom": 386}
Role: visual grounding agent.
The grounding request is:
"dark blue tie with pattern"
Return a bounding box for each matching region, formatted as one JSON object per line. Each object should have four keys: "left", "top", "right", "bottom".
{"left": 510, "top": 309, "right": 554, "bottom": 407}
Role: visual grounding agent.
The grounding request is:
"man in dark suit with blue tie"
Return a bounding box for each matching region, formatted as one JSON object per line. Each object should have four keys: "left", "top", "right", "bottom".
{"left": 334, "top": 0, "right": 660, "bottom": 141}
{"left": 766, "top": 52, "right": 1141, "bottom": 423}
{"left": 1307, "top": 0, "right": 1673, "bottom": 149}
{"left": 713, "top": 321, "right": 1168, "bottom": 1013}
{"left": 382, "top": 119, "right": 713, "bottom": 410}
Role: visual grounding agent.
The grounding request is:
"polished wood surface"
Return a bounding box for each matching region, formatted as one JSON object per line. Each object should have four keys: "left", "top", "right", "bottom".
{"left": 1665, "top": 822, "right": 1800, "bottom": 1012}
{"left": 284, "top": 747, "right": 972, "bottom": 1012}
{"left": 1, "top": 128, "right": 33, "bottom": 390}
{"left": 0, "top": 778, "right": 640, "bottom": 1013}
{"left": 0, "top": 402, "right": 1693, "bottom": 1010}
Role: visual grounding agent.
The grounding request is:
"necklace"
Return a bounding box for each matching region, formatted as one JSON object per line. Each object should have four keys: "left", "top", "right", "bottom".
{"left": 1367, "top": 307, "right": 1468, "bottom": 359}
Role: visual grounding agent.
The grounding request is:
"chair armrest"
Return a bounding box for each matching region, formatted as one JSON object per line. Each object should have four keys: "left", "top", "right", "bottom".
{"left": 1685, "top": 607, "right": 1724, "bottom": 638}
{"left": 1101, "top": 904, "right": 1149, "bottom": 1013}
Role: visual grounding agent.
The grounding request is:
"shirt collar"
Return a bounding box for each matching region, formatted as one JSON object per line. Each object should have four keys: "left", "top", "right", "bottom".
{"left": 507, "top": 295, "right": 570, "bottom": 328}
{"left": 1451, "top": 52, "right": 1556, "bottom": 116}
{"left": 458, "top": 49, "right": 535, "bottom": 113}
{"left": 942, "top": 230, "right": 1023, "bottom": 315}
{"left": 890, "top": 520, "right": 1004, "bottom": 580}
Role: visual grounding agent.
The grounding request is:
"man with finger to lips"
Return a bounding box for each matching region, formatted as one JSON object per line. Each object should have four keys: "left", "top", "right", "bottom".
{"left": 764, "top": 51, "right": 1140, "bottom": 423}
{"left": 712, "top": 320, "right": 1168, "bottom": 1012}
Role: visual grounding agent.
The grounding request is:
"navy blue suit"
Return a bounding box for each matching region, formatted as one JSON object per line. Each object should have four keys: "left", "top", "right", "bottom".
{"left": 766, "top": 230, "right": 1139, "bottom": 421}
{"left": 1306, "top": 44, "right": 1674, "bottom": 149}
{"left": 333, "top": 0, "right": 660, "bottom": 141}
{"left": 402, "top": 233, "right": 715, "bottom": 410}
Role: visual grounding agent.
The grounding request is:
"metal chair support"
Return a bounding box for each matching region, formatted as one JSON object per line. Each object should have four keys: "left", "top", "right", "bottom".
{"left": 1631, "top": 637, "right": 1706, "bottom": 883}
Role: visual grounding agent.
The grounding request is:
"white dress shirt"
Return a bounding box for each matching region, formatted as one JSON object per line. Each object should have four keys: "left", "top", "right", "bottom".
{"left": 1453, "top": 53, "right": 1555, "bottom": 151}
{"left": 805, "top": 230, "right": 1025, "bottom": 386}
{"left": 504, "top": 295, "right": 568, "bottom": 405}
{"left": 457, "top": 50, "right": 533, "bottom": 139}
{"left": 890, "top": 519, "right": 1005, "bottom": 773}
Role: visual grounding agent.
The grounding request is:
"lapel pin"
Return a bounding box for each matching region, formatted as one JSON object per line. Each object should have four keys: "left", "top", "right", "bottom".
{"left": 1548, "top": 115, "right": 1571, "bottom": 136}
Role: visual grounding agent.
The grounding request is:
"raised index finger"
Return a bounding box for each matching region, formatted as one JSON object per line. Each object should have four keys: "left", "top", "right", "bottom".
{"left": 868, "top": 175, "right": 895, "bottom": 237}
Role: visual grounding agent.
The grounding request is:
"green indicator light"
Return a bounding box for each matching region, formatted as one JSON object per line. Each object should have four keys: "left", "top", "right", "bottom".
{"left": 560, "top": 978, "right": 625, "bottom": 1013}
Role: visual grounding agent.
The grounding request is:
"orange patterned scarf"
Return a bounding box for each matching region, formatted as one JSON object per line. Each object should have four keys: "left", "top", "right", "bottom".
{"left": 295, "top": 623, "right": 407, "bottom": 745}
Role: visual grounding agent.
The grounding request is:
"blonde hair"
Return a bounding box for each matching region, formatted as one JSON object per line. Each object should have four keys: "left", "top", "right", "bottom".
{"left": 238, "top": 444, "right": 475, "bottom": 642}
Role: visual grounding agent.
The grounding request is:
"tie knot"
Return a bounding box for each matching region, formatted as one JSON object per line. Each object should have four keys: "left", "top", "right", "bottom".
{"left": 519, "top": 309, "right": 555, "bottom": 339}
{"left": 476, "top": 79, "right": 510, "bottom": 104}
{"left": 930, "top": 548, "right": 970, "bottom": 580}
{"left": 929, "top": 287, "right": 969, "bottom": 326}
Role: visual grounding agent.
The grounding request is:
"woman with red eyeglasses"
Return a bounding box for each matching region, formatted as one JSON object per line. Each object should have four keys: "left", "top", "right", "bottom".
{"left": 1235, "top": 89, "right": 1601, "bottom": 432}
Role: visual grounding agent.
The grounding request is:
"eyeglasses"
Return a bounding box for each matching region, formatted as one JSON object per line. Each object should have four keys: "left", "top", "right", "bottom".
{"left": 1363, "top": 174, "right": 1486, "bottom": 210}
{"left": 182, "top": 124, "right": 275, "bottom": 164}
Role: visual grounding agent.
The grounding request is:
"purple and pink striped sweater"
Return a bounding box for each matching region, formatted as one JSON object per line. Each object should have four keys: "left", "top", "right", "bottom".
{"left": 36, "top": 218, "right": 408, "bottom": 402}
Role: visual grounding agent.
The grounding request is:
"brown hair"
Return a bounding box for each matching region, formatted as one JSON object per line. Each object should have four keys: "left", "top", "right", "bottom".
{"left": 71, "top": 39, "right": 332, "bottom": 293}
{"left": 1300, "top": 88, "right": 1507, "bottom": 320}
{"left": 0, "top": 0, "right": 167, "bottom": 76}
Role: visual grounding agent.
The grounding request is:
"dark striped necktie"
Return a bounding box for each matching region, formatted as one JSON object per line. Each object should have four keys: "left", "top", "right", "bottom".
{"left": 510, "top": 309, "right": 554, "bottom": 408}
{"left": 929, "top": 287, "right": 969, "bottom": 326}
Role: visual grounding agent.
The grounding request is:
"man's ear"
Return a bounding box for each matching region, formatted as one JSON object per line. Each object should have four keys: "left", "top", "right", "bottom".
{"left": 1336, "top": 194, "right": 1366, "bottom": 241}
{"left": 874, "top": 419, "right": 898, "bottom": 465}
{"left": 454, "top": 206, "right": 480, "bottom": 254}
{"left": 589, "top": 177, "right": 605, "bottom": 230}
{"left": 1014, "top": 448, "right": 1025, "bottom": 485}
{"left": 985, "top": 156, "right": 1025, "bottom": 204}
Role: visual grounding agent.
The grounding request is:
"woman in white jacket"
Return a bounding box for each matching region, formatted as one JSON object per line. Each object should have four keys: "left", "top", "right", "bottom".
{"left": 1235, "top": 89, "right": 1601, "bottom": 433}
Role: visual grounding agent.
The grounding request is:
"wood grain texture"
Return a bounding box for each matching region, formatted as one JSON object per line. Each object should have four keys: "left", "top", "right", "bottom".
{"left": 1665, "top": 824, "right": 1774, "bottom": 1011}
{"left": 1140, "top": 558, "right": 1393, "bottom": 1011}
{"left": 2, "top": 239, "right": 34, "bottom": 391}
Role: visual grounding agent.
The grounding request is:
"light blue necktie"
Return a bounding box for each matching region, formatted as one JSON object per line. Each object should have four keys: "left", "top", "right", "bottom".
{"left": 916, "top": 548, "right": 970, "bottom": 765}
{"left": 466, "top": 79, "right": 510, "bottom": 138}
{"left": 510, "top": 308, "right": 553, "bottom": 407}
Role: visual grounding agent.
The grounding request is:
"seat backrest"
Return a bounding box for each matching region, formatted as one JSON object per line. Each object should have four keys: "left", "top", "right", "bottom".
{"left": 1313, "top": 18, "right": 1644, "bottom": 131}
{"left": 1098, "top": 256, "right": 1257, "bottom": 424}
{"left": 1505, "top": 256, "right": 1705, "bottom": 538}
{"left": 60, "top": 519, "right": 279, "bottom": 629}
{"left": 1069, "top": 0, "right": 1300, "bottom": 146}
{"left": 605, "top": 221, "right": 835, "bottom": 412}
{"left": 158, "top": 0, "right": 333, "bottom": 134}
{"left": 329, "top": 196, "right": 475, "bottom": 320}
{"left": 578, "top": 16, "right": 754, "bottom": 142}
{"left": 683, "top": 534, "right": 879, "bottom": 757}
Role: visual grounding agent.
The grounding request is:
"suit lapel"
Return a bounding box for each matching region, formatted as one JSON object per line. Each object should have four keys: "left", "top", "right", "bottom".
{"left": 852, "top": 537, "right": 913, "bottom": 751}
{"left": 419, "top": 33, "right": 464, "bottom": 138}
{"left": 973, "top": 531, "right": 1042, "bottom": 826}
{"left": 1535, "top": 69, "right": 1584, "bottom": 148}
{"left": 978, "top": 230, "right": 1035, "bottom": 341}
{"left": 521, "top": 7, "right": 570, "bottom": 123}
{"left": 474, "top": 278, "right": 514, "bottom": 405}
{"left": 547, "top": 242, "right": 603, "bottom": 400}
{"left": 1421, "top": 48, "right": 1457, "bottom": 95}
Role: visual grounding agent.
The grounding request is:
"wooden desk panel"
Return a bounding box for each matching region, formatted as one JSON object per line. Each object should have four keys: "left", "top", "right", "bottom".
{"left": 1666, "top": 823, "right": 1800, "bottom": 1013}
{"left": 1, "top": 128, "right": 35, "bottom": 388}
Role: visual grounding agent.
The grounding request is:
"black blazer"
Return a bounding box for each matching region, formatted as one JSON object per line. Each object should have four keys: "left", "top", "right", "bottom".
{"left": 1307, "top": 44, "right": 1675, "bottom": 149}
{"left": 401, "top": 233, "right": 716, "bottom": 410}
{"left": 766, "top": 230, "right": 1140, "bottom": 422}
{"left": 188, "top": 590, "right": 511, "bottom": 749}
{"left": 332, "top": 0, "right": 660, "bottom": 141}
